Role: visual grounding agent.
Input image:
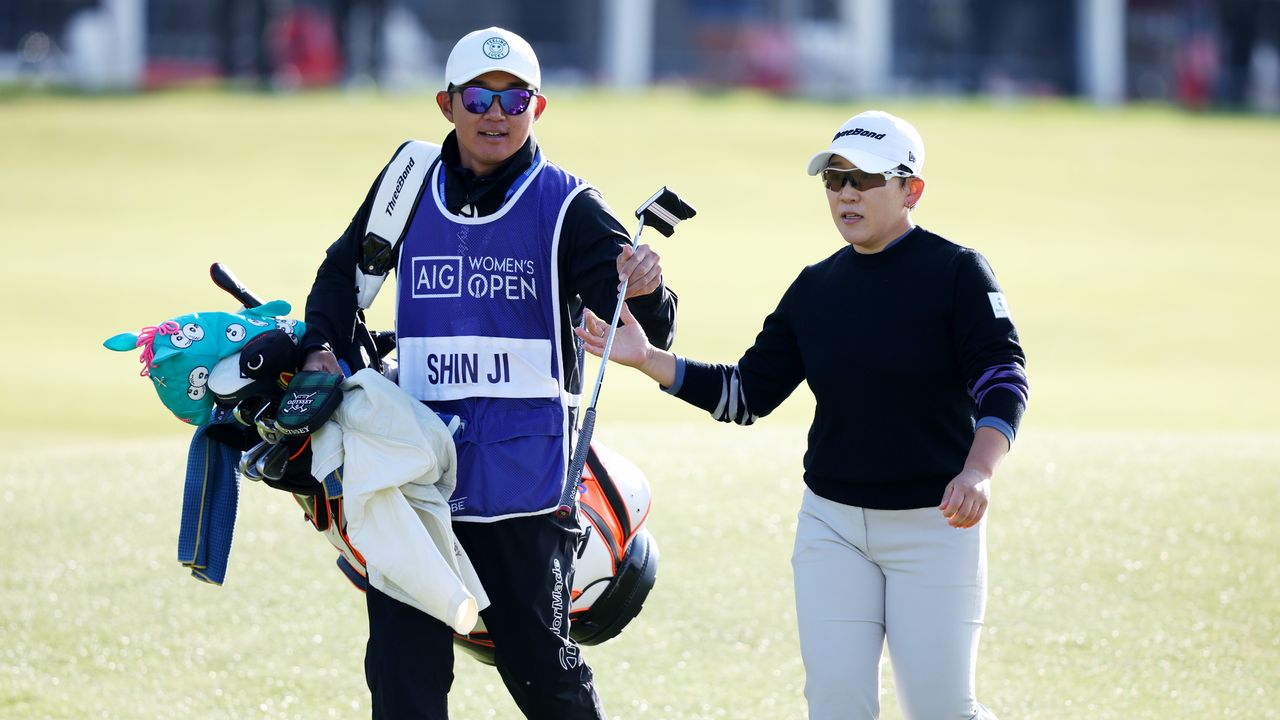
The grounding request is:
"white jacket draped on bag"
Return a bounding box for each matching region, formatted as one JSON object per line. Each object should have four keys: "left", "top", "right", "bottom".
{"left": 311, "top": 369, "right": 488, "bottom": 633}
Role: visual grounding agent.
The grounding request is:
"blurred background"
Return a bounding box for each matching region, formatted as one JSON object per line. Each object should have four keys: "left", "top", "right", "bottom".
{"left": 2, "top": 0, "right": 1278, "bottom": 111}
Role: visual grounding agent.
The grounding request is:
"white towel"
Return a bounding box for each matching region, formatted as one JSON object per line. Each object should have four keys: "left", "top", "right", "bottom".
{"left": 311, "top": 369, "right": 488, "bottom": 633}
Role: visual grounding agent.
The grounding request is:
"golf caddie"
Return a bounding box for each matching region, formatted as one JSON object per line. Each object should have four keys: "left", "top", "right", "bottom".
{"left": 299, "top": 26, "right": 678, "bottom": 719}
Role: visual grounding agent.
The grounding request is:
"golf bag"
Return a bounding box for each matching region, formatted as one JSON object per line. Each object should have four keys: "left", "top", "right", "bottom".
{"left": 452, "top": 441, "right": 658, "bottom": 664}
{"left": 176, "top": 296, "right": 660, "bottom": 650}
{"left": 291, "top": 435, "right": 658, "bottom": 665}
{"left": 210, "top": 268, "right": 658, "bottom": 659}
{"left": 104, "top": 138, "right": 665, "bottom": 655}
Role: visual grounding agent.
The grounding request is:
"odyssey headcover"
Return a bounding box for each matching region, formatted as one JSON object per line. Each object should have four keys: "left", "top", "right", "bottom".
{"left": 276, "top": 371, "right": 344, "bottom": 437}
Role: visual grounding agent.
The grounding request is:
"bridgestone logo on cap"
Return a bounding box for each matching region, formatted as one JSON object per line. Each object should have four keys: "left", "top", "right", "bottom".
{"left": 833, "top": 127, "right": 886, "bottom": 141}
{"left": 483, "top": 37, "right": 510, "bottom": 59}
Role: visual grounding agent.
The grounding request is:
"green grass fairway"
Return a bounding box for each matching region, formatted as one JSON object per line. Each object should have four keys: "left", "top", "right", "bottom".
{"left": 3, "top": 90, "right": 1278, "bottom": 436}
{"left": 1, "top": 90, "right": 1278, "bottom": 718}
{"left": 2, "top": 427, "right": 1277, "bottom": 719}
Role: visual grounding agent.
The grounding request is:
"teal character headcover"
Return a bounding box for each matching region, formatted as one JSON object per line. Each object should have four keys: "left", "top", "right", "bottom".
{"left": 103, "top": 300, "right": 305, "bottom": 425}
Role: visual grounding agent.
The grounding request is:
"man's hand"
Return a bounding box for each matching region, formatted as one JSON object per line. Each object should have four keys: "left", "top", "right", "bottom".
{"left": 617, "top": 244, "right": 662, "bottom": 299}
{"left": 302, "top": 348, "right": 343, "bottom": 375}
{"left": 939, "top": 468, "right": 990, "bottom": 529}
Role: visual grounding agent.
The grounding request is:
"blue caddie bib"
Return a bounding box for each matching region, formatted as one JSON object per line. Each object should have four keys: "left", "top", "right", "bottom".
{"left": 396, "top": 155, "right": 589, "bottom": 520}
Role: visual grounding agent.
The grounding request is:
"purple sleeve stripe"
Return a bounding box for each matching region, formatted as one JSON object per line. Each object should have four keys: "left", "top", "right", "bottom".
{"left": 970, "top": 367, "right": 1026, "bottom": 389}
{"left": 970, "top": 366, "right": 1001, "bottom": 390}
{"left": 974, "top": 382, "right": 1029, "bottom": 406}
{"left": 968, "top": 363, "right": 1028, "bottom": 403}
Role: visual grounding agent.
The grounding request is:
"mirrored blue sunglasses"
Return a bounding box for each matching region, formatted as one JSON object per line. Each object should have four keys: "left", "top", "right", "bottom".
{"left": 455, "top": 86, "right": 536, "bottom": 115}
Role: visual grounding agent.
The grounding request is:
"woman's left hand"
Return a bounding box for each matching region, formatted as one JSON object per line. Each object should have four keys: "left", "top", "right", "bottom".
{"left": 939, "top": 469, "right": 990, "bottom": 529}
{"left": 575, "top": 304, "right": 652, "bottom": 369}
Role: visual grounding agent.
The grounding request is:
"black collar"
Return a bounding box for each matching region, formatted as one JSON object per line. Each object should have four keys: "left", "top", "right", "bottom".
{"left": 440, "top": 132, "right": 538, "bottom": 217}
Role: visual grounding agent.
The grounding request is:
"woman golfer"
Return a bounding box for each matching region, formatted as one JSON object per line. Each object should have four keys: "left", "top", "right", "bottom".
{"left": 577, "top": 110, "right": 1027, "bottom": 719}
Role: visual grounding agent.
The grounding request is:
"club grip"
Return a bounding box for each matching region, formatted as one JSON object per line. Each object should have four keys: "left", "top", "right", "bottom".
{"left": 556, "top": 408, "right": 596, "bottom": 519}
{"left": 210, "top": 262, "right": 264, "bottom": 309}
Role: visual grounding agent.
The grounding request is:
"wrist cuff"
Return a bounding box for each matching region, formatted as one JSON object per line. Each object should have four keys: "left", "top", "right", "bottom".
{"left": 660, "top": 355, "right": 686, "bottom": 394}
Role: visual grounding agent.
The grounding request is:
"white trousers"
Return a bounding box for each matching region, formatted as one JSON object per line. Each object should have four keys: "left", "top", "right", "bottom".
{"left": 791, "top": 489, "right": 998, "bottom": 720}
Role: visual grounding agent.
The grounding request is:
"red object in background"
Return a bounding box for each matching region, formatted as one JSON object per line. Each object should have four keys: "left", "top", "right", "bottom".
{"left": 270, "top": 7, "right": 341, "bottom": 89}
{"left": 1174, "top": 32, "right": 1219, "bottom": 109}
{"left": 741, "top": 24, "right": 793, "bottom": 93}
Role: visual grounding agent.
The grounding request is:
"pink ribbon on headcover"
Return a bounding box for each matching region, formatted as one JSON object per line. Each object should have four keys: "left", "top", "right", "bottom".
{"left": 135, "top": 321, "right": 181, "bottom": 377}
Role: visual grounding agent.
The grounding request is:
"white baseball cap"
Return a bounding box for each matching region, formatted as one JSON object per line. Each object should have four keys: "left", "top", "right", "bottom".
{"left": 806, "top": 110, "right": 925, "bottom": 176}
{"left": 444, "top": 27, "right": 541, "bottom": 90}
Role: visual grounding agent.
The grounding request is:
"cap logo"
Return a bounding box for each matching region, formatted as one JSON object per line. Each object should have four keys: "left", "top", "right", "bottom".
{"left": 908, "top": 151, "right": 916, "bottom": 163}
{"left": 482, "top": 37, "right": 510, "bottom": 59}
{"left": 833, "top": 127, "right": 887, "bottom": 142}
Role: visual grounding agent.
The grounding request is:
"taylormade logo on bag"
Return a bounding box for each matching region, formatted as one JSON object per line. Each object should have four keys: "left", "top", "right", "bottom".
{"left": 384, "top": 156, "right": 416, "bottom": 217}
{"left": 833, "top": 127, "right": 887, "bottom": 141}
{"left": 550, "top": 558, "right": 565, "bottom": 633}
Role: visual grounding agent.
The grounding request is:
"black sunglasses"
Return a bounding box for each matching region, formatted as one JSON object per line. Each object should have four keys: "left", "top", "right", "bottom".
{"left": 453, "top": 85, "right": 536, "bottom": 115}
{"left": 821, "top": 166, "right": 905, "bottom": 193}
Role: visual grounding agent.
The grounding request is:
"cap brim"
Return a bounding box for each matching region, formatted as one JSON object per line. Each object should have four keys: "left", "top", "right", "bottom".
{"left": 208, "top": 354, "right": 256, "bottom": 400}
{"left": 806, "top": 149, "right": 900, "bottom": 176}
{"left": 448, "top": 66, "right": 539, "bottom": 89}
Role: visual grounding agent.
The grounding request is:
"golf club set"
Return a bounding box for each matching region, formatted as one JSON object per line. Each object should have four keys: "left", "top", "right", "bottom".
{"left": 201, "top": 264, "right": 347, "bottom": 493}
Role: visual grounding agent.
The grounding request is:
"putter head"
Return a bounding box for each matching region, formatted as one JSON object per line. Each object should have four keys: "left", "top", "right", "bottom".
{"left": 635, "top": 187, "right": 696, "bottom": 238}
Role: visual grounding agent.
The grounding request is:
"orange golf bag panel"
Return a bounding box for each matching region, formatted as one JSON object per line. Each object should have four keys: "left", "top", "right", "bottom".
{"left": 453, "top": 441, "right": 658, "bottom": 664}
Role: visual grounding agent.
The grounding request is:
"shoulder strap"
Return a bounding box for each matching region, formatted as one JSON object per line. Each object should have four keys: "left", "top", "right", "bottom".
{"left": 356, "top": 140, "right": 441, "bottom": 309}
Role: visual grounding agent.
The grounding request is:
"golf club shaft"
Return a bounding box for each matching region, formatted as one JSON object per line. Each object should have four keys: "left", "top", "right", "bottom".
{"left": 586, "top": 275, "right": 628, "bottom": 407}
{"left": 585, "top": 221, "right": 643, "bottom": 407}
{"left": 556, "top": 223, "right": 644, "bottom": 518}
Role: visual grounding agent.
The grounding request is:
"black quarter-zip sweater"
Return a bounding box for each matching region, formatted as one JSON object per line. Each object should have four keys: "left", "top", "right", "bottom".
{"left": 675, "top": 227, "right": 1027, "bottom": 510}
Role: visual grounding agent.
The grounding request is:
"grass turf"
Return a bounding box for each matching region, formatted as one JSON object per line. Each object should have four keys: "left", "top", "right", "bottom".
{"left": 1, "top": 89, "right": 1277, "bottom": 718}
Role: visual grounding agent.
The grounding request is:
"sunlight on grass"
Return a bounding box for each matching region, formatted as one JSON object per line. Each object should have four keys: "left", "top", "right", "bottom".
{"left": 2, "top": 90, "right": 1277, "bottom": 718}
{"left": 2, "top": 426, "right": 1276, "bottom": 718}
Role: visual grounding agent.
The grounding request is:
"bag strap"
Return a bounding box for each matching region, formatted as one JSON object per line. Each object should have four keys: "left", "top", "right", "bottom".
{"left": 356, "top": 140, "right": 441, "bottom": 309}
